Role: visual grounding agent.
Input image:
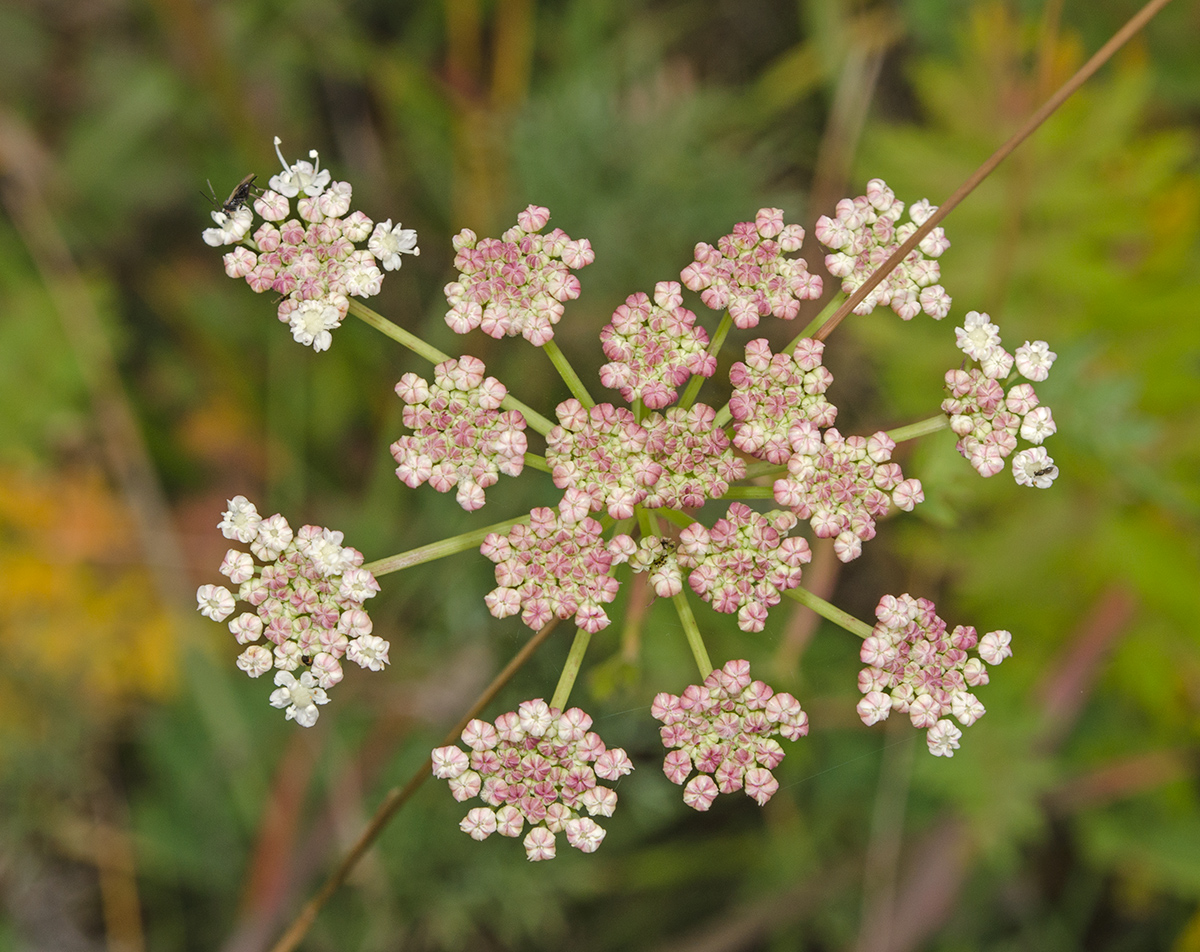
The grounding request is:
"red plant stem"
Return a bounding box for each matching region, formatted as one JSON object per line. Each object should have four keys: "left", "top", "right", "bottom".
{"left": 815, "top": 0, "right": 1177, "bottom": 342}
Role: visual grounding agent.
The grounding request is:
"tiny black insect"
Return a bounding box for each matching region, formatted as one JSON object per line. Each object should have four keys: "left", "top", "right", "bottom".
{"left": 301, "top": 654, "right": 313, "bottom": 667}
{"left": 1032, "top": 466, "right": 1054, "bottom": 478}
{"left": 205, "top": 173, "right": 257, "bottom": 217}
{"left": 649, "top": 538, "right": 677, "bottom": 573}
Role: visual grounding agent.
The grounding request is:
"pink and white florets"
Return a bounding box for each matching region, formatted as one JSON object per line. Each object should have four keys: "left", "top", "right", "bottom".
{"left": 443, "top": 205, "right": 594, "bottom": 346}
{"left": 856, "top": 593, "right": 1011, "bottom": 756}
{"left": 431, "top": 699, "right": 634, "bottom": 861}
{"left": 652, "top": 659, "right": 808, "bottom": 810}
{"left": 814, "top": 178, "right": 951, "bottom": 320}
{"left": 391, "top": 355, "right": 528, "bottom": 511}
{"left": 599, "top": 281, "right": 717, "bottom": 409}
{"left": 681, "top": 208, "right": 822, "bottom": 328}
{"left": 773, "top": 427, "right": 924, "bottom": 563}
{"left": 195, "top": 496, "right": 386, "bottom": 727}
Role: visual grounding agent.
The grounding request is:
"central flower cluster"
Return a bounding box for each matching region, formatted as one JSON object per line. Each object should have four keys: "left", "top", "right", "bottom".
{"left": 195, "top": 496, "right": 385, "bottom": 727}
{"left": 431, "top": 699, "right": 634, "bottom": 861}
{"left": 651, "top": 659, "right": 809, "bottom": 810}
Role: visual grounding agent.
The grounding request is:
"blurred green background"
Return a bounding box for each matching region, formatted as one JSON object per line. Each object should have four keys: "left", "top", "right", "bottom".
{"left": 1, "top": 0, "right": 1199, "bottom": 949}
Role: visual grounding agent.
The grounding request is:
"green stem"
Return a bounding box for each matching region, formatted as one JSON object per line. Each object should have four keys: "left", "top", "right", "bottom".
{"left": 672, "top": 591, "right": 712, "bottom": 677}
{"left": 550, "top": 626, "right": 592, "bottom": 711}
{"left": 542, "top": 338, "right": 594, "bottom": 407}
{"left": 784, "top": 586, "right": 874, "bottom": 640}
{"left": 722, "top": 485, "right": 775, "bottom": 500}
{"left": 887, "top": 414, "right": 949, "bottom": 443}
{"left": 363, "top": 514, "right": 529, "bottom": 576}
{"left": 679, "top": 311, "right": 734, "bottom": 411}
{"left": 349, "top": 300, "right": 555, "bottom": 434}
{"left": 742, "top": 460, "right": 787, "bottom": 481}
{"left": 784, "top": 294, "right": 844, "bottom": 353}
{"left": 349, "top": 300, "right": 449, "bottom": 365}
{"left": 523, "top": 452, "right": 551, "bottom": 474}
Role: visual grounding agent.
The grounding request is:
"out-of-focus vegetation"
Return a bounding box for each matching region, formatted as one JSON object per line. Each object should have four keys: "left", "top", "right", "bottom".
{"left": 1, "top": 0, "right": 1198, "bottom": 949}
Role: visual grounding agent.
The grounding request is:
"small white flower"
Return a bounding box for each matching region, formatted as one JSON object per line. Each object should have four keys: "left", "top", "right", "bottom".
{"left": 979, "top": 629, "right": 1013, "bottom": 665}
{"left": 1012, "top": 447, "right": 1058, "bottom": 488}
{"left": 268, "top": 670, "right": 329, "bottom": 727}
{"left": 197, "top": 584, "right": 235, "bottom": 621}
{"left": 955, "top": 311, "right": 1002, "bottom": 361}
{"left": 926, "top": 719, "right": 962, "bottom": 757}
{"left": 950, "top": 690, "right": 986, "bottom": 726}
{"left": 269, "top": 137, "right": 331, "bottom": 198}
{"left": 1020, "top": 405, "right": 1057, "bottom": 444}
{"left": 236, "top": 644, "right": 273, "bottom": 677}
{"left": 202, "top": 207, "right": 253, "bottom": 247}
{"left": 288, "top": 299, "right": 341, "bottom": 352}
{"left": 228, "top": 612, "right": 263, "bottom": 644}
{"left": 250, "top": 513, "right": 293, "bottom": 560}
{"left": 347, "top": 634, "right": 390, "bottom": 671}
{"left": 219, "top": 495, "right": 262, "bottom": 542}
{"left": 1015, "top": 340, "right": 1057, "bottom": 381}
{"left": 368, "top": 219, "right": 421, "bottom": 271}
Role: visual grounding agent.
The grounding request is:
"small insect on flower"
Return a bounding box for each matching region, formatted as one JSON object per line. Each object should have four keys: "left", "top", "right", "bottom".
{"left": 205, "top": 173, "right": 258, "bottom": 218}
{"left": 1033, "top": 466, "right": 1055, "bottom": 478}
{"left": 649, "top": 539, "right": 677, "bottom": 572}
{"left": 300, "top": 654, "right": 313, "bottom": 666}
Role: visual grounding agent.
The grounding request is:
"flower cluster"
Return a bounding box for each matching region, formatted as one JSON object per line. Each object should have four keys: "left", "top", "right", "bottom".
{"left": 481, "top": 504, "right": 621, "bottom": 632}
{"left": 814, "top": 178, "right": 951, "bottom": 319}
{"left": 651, "top": 659, "right": 808, "bottom": 810}
{"left": 206, "top": 138, "right": 419, "bottom": 352}
{"left": 855, "top": 593, "right": 1012, "bottom": 756}
{"left": 728, "top": 338, "right": 837, "bottom": 464}
{"left": 674, "top": 503, "right": 811, "bottom": 633}
{"left": 773, "top": 427, "right": 924, "bottom": 563}
{"left": 599, "top": 281, "right": 717, "bottom": 409}
{"left": 431, "top": 699, "right": 634, "bottom": 861}
{"left": 444, "top": 205, "right": 595, "bottom": 346}
{"left": 195, "top": 496, "right": 386, "bottom": 727}
{"left": 681, "top": 207, "right": 822, "bottom": 328}
{"left": 545, "top": 401, "right": 662, "bottom": 519}
{"left": 641, "top": 404, "right": 746, "bottom": 510}
{"left": 391, "top": 355, "right": 528, "bottom": 511}
{"left": 942, "top": 311, "right": 1058, "bottom": 485}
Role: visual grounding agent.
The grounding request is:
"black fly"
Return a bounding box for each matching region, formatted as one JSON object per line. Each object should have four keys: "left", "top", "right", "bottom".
{"left": 1033, "top": 466, "right": 1054, "bottom": 478}
{"left": 205, "top": 173, "right": 257, "bottom": 218}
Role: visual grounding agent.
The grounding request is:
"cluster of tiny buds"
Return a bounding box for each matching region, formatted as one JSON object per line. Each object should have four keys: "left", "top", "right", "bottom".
{"left": 729, "top": 337, "right": 837, "bottom": 464}
{"left": 856, "top": 594, "right": 1012, "bottom": 756}
{"left": 205, "top": 137, "right": 419, "bottom": 352}
{"left": 391, "top": 355, "right": 528, "bottom": 511}
{"left": 773, "top": 426, "right": 924, "bottom": 563}
{"left": 943, "top": 311, "right": 1058, "bottom": 486}
{"left": 651, "top": 659, "right": 808, "bottom": 810}
{"left": 195, "top": 496, "right": 386, "bottom": 727}
{"left": 814, "top": 178, "right": 951, "bottom": 319}
{"left": 444, "top": 205, "right": 594, "bottom": 346}
{"left": 681, "top": 207, "right": 822, "bottom": 328}
{"left": 431, "top": 699, "right": 634, "bottom": 861}
{"left": 599, "top": 281, "right": 717, "bottom": 408}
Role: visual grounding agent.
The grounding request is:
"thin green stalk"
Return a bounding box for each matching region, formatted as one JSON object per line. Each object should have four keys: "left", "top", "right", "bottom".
{"left": 523, "top": 452, "right": 551, "bottom": 474}
{"left": 672, "top": 591, "right": 712, "bottom": 677}
{"left": 722, "top": 485, "right": 775, "bottom": 500}
{"left": 363, "top": 514, "right": 529, "bottom": 576}
{"left": 349, "top": 300, "right": 449, "bottom": 365}
{"left": 887, "top": 414, "right": 949, "bottom": 444}
{"left": 785, "top": 586, "right": 873, "bottom": 640}
{"left": 550, "top": 626, "right": 592, "bottom": 711}
{"left": 679, "top": 310, "right": 734, "bottom": 411}
{"left": 542, "top": 338, "right": 594, "bottom": 407}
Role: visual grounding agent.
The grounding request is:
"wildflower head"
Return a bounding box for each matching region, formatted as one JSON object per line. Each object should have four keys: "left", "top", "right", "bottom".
{"left": 773, "top": 428, "right": 923, "bottom": 563}
{"left": 444, "top": 205, "right": 594, "bottom": 346}
{"left": 481, "top": 505, "right": 621, "bottom": 633}
{"left": 391, "top": 356, "right": 528, "bottom": 511}
{"left": 681, "top": 208, "right": 822, "bottom": 328}
{"left": 599, "top": 281, "right": 717, "bottom": 409}
{"left": 195, "top": 496, "right": 386, "bottom": 726}
{"left": 203, "top": 138, "right": 418, "bottom": 352}
{"left": 652, "top": 659, "right": 808, "bottom": 810}
{"left": 942, "top": 312, "right": 1058, "bottom": 484}
{"left": 674, "top": 503, "right": 811, "bottom": 633}
{"left": 855, "top": 593, "right": 1011, "bottom": 756}
{"left": 431, "top": 699, "right": 634, "bottom": 861}
{"left": 814, "top": 178, "right": 951, "bottom": 319}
